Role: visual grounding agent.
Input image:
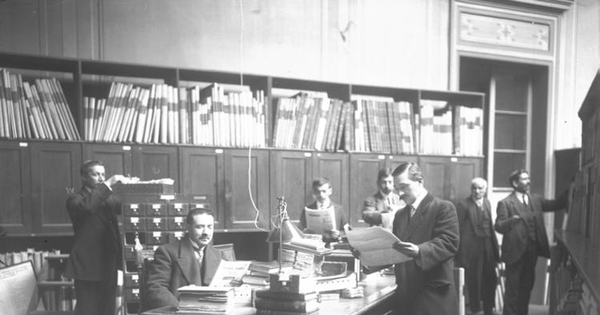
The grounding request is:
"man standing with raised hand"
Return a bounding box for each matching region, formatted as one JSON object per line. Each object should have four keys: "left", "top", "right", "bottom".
{"left": 495, "top": 169, "right": 567, "bottom": 315}
{"left": 65, "top": 160, "right": 129, "bottom": 315}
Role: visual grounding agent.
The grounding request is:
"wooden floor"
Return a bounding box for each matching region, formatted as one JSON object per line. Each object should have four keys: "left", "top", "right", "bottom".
{"left": 528, "top": 304, "right": 550, "bottom": 315}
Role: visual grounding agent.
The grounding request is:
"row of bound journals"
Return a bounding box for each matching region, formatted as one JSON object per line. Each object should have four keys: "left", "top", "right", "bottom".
{"left": 272, "top": 94, "right": 483, "bottom": 156}
{"left": 0, "top": 68, "right": 80, "bottom": 141}
{"left": 84, "top": 82, "right": 267, "bottom": 147}
{"left": 0, "top": 66, "right": 482, "bottom": 156}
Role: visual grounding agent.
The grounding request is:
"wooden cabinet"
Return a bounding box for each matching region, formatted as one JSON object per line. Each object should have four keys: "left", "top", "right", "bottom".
{"left": 0, "top": 140, "right": 82, "bottom": 235}
{"left": 349, "top": 153, "right": 387, "bottom": 227}
{"left": 418, "top": 155, "right": 483, "bottom": 202}
{"left": 30, "top": 141, "right": 82, "bottom": 235}
{"left": 269, "top": 150, "right": 350, "bottom": 228}
{"left": 348, "top": 153, "right": 421, "bottom": 227}
{"left": 270, "top": 150, "right": 314, "bottom": 226}
{"left": 0, "top": 141, "right": 32, "bottom": 235}
{"left": 224, "top": 148, "right": 270, "bottom": 230}
{"left": 0, "top": 52, "right": 486, "bottom": 236}
{"left": 180, "top": 147, "right": 225, "bottom": 229}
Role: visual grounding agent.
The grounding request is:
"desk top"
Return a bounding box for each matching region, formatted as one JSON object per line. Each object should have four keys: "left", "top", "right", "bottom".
{"left": 143, "top": 273, "right": 397, "bottom": 315}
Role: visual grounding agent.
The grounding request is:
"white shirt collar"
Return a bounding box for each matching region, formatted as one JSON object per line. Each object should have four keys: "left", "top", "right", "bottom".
{"left": 411, "top": 189, "right": 428, "bottom": 211}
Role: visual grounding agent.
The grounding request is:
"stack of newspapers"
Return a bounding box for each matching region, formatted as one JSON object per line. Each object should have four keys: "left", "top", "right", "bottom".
{"left": 176, "top": 286, "right": 234, "bottom": 314}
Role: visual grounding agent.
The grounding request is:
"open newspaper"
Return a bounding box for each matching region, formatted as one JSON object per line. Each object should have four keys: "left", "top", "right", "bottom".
{"left": 346, "top": 226, "right": 412, "bottom": 268}
{"left": 304, "top": 206, "right": 336, "bottom": 234}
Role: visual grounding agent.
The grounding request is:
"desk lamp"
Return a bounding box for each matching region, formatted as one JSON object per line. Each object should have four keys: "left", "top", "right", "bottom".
{"left": 266, "top": 196, "right": 304, "bottom": 281}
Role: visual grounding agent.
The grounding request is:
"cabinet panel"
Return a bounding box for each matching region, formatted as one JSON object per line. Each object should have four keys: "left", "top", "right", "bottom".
{"left": 180, "top": 147, "right": 225, "bottom": 229}
{"left": 349, "top": 153, "right": 386, "bottom": 227}
{"left": 419, "top": 156, "right": 483, "bottom": 202}
{"left": 419, "top": 156, "right": 450, "bottom": 201}
{"left": 83, "top": 143, "right": 133, "bottom": 177}
{"left": 270, "top": 151, "right": 313, "bottom": 225}
{"left": 31, "top": 142, "right": 82, "bottom": 234}
{"left": 224, "top": 149, "right": 270, "bottom": 230}
{"left": 132, "top": 146, "right": 179, "bottom": 192}
{"left": 314, "top": 153, "right": 349, "bottom": 224}
{"left": 451, "top": 158, "right": 483, "bottom": 202}
{"left": 0, "top": 142, "right": 32, "bottom": 234}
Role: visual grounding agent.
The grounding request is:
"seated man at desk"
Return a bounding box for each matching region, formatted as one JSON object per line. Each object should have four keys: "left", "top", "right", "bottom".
{"left": 299, "top": 177, "right": 349, "bottom": 243}
{"left": 144, "top": 208, "right": 231, "bottom": 311}
{"left": 362, "top": 167, "right": 405, "bottom": 228}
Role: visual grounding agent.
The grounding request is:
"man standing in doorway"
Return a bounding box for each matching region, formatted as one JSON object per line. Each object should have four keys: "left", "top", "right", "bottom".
{"left": 495, "top": 169, "right": 567, "bottom": 315}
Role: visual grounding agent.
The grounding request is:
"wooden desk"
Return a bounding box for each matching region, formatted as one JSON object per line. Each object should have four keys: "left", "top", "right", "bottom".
{"left": 142, "top": 273, "right": 397, "bottom": 315}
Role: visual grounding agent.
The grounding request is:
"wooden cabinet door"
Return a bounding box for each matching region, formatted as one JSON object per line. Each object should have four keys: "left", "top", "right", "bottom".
{"left": 313, "top": 152, "right": 349, "bottom": 225}
{"left": 449, "top": 157, "right": 483, "bottom": 202}
{"left": 224, "top": 148, "right": 270, "bottom": 230}
{"left": 270, "top": 150, "right": 313, "bottom": 226}
{"left": 83, "top": 143, "right": 133, "bottom": 177}
{"left": 180, "top": 147, "right": 225, "bottom": 229}
{"left": 349, "top": 153, "right": 386, "bottom": 227}
{"left": 30, "top": 141, "right": 82, "bottom": 235}
{"left": 0, "top": 141, "right": 32, "bottom": 235}
{"left": 419, "top": 156, "right": 483, "bottom": 202}
{"left": 132, "top": 145, "right": 179, "bottom": 192}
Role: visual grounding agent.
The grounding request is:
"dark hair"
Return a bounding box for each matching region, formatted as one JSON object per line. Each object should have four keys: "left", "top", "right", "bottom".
{"left": 80, "top": 160, "right": 104, "bottom": 176}
{"left": 186, "top": 207, "right": 215, "bottom": 225}
{"left": 377, "top": 168, "right": 394, "bottom": 182}
{"left": 509, "top": 169, "right": 528, "bottom": 187}
{"left": 392, "top": 162, "right": 423, "bottom": 182}
{"left": 312, "top": 177, "right": 332, "bottom": 190}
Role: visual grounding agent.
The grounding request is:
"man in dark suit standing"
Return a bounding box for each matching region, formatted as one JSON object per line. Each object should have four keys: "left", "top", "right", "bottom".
{"left": 362, "top": 167, "right": 405, "bottom": 228}
{"left": 495, "top": 169, "right": 567, "bottom": 315}
{"left": 144, "top": 208, "right": 231, "bottom": 311}
{"left": 455, "top": 177, "right": 499, "bottom": 315}
{"left": 65, "top": 160, "right": 128, "bottom": 315}
{"left": 390, "top": 162, "right": 460, "bottom": 315}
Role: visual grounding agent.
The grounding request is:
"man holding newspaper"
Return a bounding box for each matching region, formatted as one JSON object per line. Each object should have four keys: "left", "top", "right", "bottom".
{"left": 299, "top": 177, "right": 349, "bottom": 243}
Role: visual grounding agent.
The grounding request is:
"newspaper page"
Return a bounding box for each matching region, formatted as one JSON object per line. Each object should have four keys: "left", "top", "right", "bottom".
{"left": 0, "top": 261, "right": 37, "bottom": 315}
{"left": 209, "top": 260, "right": 251, "bottom": 287}
{"left": 346, "top": 226, "right": 412, "bottom": 268}
{"left": 304, "top": 206, "right": 336, "bottom": 234}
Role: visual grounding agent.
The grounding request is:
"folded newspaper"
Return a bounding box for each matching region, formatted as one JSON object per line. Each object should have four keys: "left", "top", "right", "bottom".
{"left": 304, "top": 206, "right": 336, "bottom": 234}
{"left": 345, "top": 227, "right": 412, "bottom": 268}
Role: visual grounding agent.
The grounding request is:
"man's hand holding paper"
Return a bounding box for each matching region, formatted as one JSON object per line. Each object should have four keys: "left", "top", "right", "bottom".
{"left": 345, "top": 227, "right": 412, "bottom": 268}
{"left": 392, "top": 240, "right": 420, "bottom": 258}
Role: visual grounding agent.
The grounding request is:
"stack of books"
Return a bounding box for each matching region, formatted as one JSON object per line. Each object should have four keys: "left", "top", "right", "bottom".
{"left": 254, "top": 286, "right": 320, "bottom": 315}
{"left": 176, "top": 286, "right": 234, "bottom": 314}
{"left": 242, "top": 261, "right": 292, "bottom": 289}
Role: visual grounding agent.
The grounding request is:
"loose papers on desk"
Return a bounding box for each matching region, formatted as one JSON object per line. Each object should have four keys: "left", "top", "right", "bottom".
{"left": 346, "top": 226, "right": 412, "bottom": 268}
{"left": 304, "top": 206, "right": 336, "bottom": 234}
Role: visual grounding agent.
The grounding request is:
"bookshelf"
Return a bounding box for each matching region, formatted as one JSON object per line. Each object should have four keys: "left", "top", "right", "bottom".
{"left": 0, "top": 51, "right": 485, "bottom": 238}
{"left": 549, "top": 72, "right": 600, "bottom": 314}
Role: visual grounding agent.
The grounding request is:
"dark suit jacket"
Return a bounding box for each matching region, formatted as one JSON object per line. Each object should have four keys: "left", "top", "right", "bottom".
{"left": 299, "top": 201, "right": 347, "bottom": 232}
{"left": 495, "top": 192, "right": 567, "bottom": 265}
{"left": 455, "top": 197, "right": 499, "bottom": 268}
{"left": 392, "top": 193, "right": 460, "bottom": 315}
{"left": 362, "top": 191, "right": 403, "bottom": 226}
{"left": 144, "top": 237, "right": 229, "bottom": 310}
{"left": 64, "top": 184, "right": 122, "bottom": 282}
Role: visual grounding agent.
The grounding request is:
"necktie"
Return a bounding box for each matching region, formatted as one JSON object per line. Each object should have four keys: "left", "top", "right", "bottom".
{"left": 522, "top": 195, "right": 528, "bottom": 206}
{"left": 195, "top": 247, "right": 204, "bottom": 265}
{"left": 410, "top": 205, "right": 416, "bottom": 218}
